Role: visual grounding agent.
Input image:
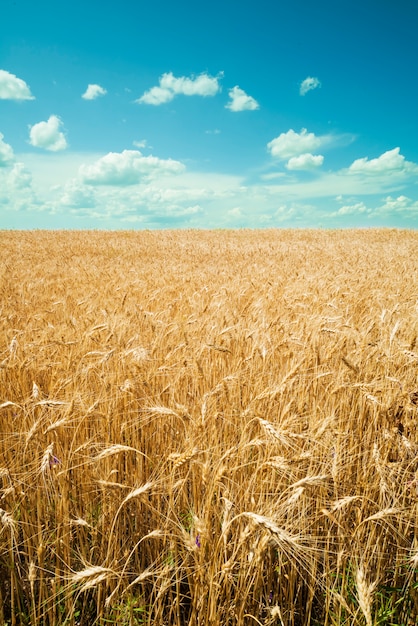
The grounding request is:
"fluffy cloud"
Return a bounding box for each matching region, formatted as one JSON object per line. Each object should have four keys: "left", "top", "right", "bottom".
{"left": 79, "top": 150, "right": 185, "bottom": 185}
{"left": 138, "top": 86, "right": 173, "bottom": 105}
{"left": 0, "top": 69, "right": 34, "bottom": 100}
{"left": 286, "top": 153, "right": 324, "bottom": 170}
{"left": 161, "top": 72, "right": 220, "bottom": 96}
{"left": 82, "top": 84, "right": 107, "bottom": 100}
{"left": 137, "top": 72, "right": 221, "bottom": 105}
{"left": 225, "top": 86, "right": 259, "bottom": 112}
{"left": 376, "top": 195, "right": 418, "bottom": 215}
{"left": 300, "top": 76, "right": 321, "bottom": 96}
{"left": 5, "top": 140, "right": 418, "bottom": 228}
{"left": 29, "top": 115, "right": 68, "bottom": 151}
{"left": 0, "top": 133, "right": 14, "bottom": 166}
{"left": 330, "top": 195, "right": 418, "bottom": 220}
{"left": 267, "top": 128, "right": 322, "bottom": 159}
{"left": 348, "top": 147, "right": 417, "bottom": 175}
{"left": 324, "top": 195, "right": 418, "bottom": 224}
{"left": 331, "top": 201, "right": 369, "bottom": 217}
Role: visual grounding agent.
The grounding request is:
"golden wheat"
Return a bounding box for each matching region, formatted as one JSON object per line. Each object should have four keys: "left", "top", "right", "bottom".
{"left": 0, "top": 229, "right": 418, "bottom": 625}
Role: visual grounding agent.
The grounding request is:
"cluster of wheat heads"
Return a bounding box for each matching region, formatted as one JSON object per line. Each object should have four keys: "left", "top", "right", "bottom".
{"left": 1, "top": 229, "right": 418, "bottom": 626}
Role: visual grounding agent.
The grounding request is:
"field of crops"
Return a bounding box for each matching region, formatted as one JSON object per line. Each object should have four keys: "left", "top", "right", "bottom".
{"left": 1, "top": 229, "right": 418, "bottom": 625}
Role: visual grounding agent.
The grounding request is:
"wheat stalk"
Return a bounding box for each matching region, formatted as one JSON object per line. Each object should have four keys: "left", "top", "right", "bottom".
{"left": 356, "top": 565, "right": 377, "bottom": 626}
{"left": 70, "top": 566, "right": 114, "bottom": 592}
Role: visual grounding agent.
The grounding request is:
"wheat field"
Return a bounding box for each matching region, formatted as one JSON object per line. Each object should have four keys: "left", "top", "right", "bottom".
{"left": 1, "top": 229, "right": 418, "bottom": 626}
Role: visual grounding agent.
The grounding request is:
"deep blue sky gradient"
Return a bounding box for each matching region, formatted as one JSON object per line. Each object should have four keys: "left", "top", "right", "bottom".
{"left": 1, "top": 0, "right": 418, "bottom": 228}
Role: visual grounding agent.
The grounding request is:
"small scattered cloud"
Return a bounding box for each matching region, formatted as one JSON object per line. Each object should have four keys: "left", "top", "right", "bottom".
{"left": 286, "top": 153, "right": 324, "bottom": 170}
{"left": 161, "top": 72, "right": 221, "bottom": 96}
{"left": 29, "top": 115, "right": 68, "bottom": 151}
{"left": 0, "top": 133, "right": 15, "bottom": 166}
{"left": 225, "top": 86, "right": 259, "bottom": 112}
{"left": 348, "top": 147, "right": 417, "bottom": 176}
{"left": 330, "top": 201, "right": 370, "bottom": 217}
{"left": 137, "top": 72, "right": 221, "bottom": 105}
{"left": 79, "top": 150, "right": 185, "bottom": 185}
{"left": 0, "top": 69, "right": 34, "bottom": 100}
{"left": 133, "top": 139, "right": 148, "bottom": 149}
{"left": 274, "top": 205, "right": 298, "bottom": 222}
{"left": 376, "top": 195, "right": 418, "bottom": 216}
{"left": 267, "top": 128, "right": 322, "bottom": 159}
{"left": 82, "top": 84, "right": 107, "bottom": 100}
{"left": 228, "top": 207, "right": 242, "bottom": 217}
{"left": 330, "top": 194, "right": 418, "bottom": 220}
{"left": 205, "top": 129, "right": 221, "bottom": 135}
{"left": 299, "top": 76, "right": 321, "bottom": 96}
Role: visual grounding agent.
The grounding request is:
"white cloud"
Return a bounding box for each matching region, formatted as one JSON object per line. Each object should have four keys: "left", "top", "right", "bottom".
{"left": 0, "top": 159, "right": 38, "bottom": 214}
{"left": 330, "top": 195, "right": 418, "bottom": 220}
{"left": 14, "top": 152, "right": 95, "bottom": 192}
{"left": 228, "top": 207, "right": 242, "bottom": 217}
{"left": 29, "top": 115, "right": 68, "bottom": 151}
{"left": 8, "top": 163, "right": 32, "bottom": 189}
{"left": 0, "top": 133, "right": 14, "bottom": 166}
{"left": 137, "top": 72, "right": 221, "bottom": 105}
{"left": 331, "top": 201, "right": 369, "bottom": 216}
{"left": 79, "top": 150, "right": 185, "bottom": 185}
{"left": 348, "top": 148, "right": 417, "bottom": 176}
{"left": 0, "top": 69, "right": 34, "bottom": 100}
{"left": 82, "top": 84, "right": 107, "bottom": 100}
{"left": 286, "top": 153, "right": 324, "bottom": 170}
{"left": 60, "top": 180, "right": 96, "bottom": 208}
{"left": 267, "top": 128, "right": 322, "bottom": 159}
{"left": 62, "top": 167, "right": 244, "bottom": 224}
{"left": 225, "top": 86, "right": 259, "bottom": 112}
{"left": 5, "top": 142, "right": 418, "bottom": 228}
{"left": 138, "top": 86, "right": 173, "bottom": 105}
{"left": 300, "top": 76, "right": 321, "bottom": 96}
{"left": 133, "top": 139, "right": 148, "bottom": 149}
{"left": 161, "top": 72, "right": 221, "bottom": 96}
{"left": 274, "top": 204, "right": 308, "bottom": 223}
{"left": 375, "top": 195, "right": 418, "bottom": 216}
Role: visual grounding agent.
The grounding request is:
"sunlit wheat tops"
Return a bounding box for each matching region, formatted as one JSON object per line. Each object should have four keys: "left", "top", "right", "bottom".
{"left": 0, "top": 229, "right": 418, "bottom": 625}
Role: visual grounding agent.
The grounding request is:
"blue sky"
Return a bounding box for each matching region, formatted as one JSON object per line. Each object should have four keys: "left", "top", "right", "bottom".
{"left": 1, "top": 0, "right": 418, "bottom": 229}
